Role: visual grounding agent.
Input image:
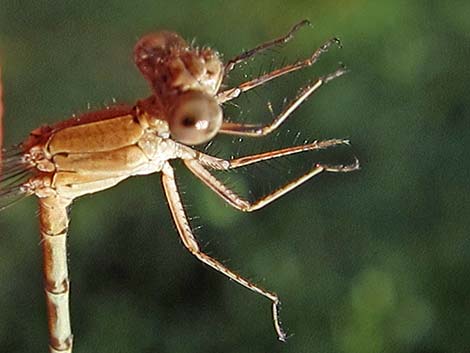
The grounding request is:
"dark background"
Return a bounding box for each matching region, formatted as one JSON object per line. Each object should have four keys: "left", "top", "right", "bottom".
{"left": 1, "top": 1, "right": 469, "bottom": 352}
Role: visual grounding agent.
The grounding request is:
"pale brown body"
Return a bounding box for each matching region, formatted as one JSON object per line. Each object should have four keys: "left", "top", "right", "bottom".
{"left": 25, "top": 106, "right": 178, "bottom": 200}
{"left": 26, "top": 105, "right": 187, "bottom": 352}
{"left": 1, "top": 21, "right": 358, "bottom": 352}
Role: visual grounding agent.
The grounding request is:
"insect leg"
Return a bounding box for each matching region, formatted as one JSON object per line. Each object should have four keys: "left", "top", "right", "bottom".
{"left": 39, "top": 196, "right": 74, "bottom": 353}
{"left": 224, "top": 19, "right": 310, "bottom": 73}
{"left": 161, "top": 162, "right": 287, "bottom": 341}
{"left": 218, "top": 37, "right": 342, "bottom": 104}
{"left": 186, "top": 142, "right": 358, "bottom": 212}
{"left": 218, "top": 67, "right": 346, "bottom": 137}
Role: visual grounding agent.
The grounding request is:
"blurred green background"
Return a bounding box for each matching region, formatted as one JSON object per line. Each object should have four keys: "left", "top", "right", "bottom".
{"left": 1, "top": 1, "right": 469, "bottom": 352}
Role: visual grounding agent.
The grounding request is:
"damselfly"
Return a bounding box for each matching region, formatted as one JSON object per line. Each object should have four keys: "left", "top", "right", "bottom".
{"left": 0, "top": 20, "right": 358, "bottom": 353}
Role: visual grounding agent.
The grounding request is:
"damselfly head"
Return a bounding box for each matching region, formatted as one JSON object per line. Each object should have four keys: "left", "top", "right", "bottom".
{"left": 134, "top": 31, "right": 224, "bottom": 98}
{"left": 134, "top": 31, "right": 187, "bottom": 79}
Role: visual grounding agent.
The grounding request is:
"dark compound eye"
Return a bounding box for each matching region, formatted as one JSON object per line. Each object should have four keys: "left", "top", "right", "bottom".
{"left": 182, "top": 116, "right": 196, "bottom": 127}
{"left": 169, "top": 91, "right": 223, "bottom": 145}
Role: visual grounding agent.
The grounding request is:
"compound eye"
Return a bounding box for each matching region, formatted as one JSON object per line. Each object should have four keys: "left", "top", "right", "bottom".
{"left": 169, "top": 91, "right": 223, "bottom": 145}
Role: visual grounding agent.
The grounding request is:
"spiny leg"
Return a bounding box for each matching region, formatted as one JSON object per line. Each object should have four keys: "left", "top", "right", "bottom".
{"left": 224, "top": 19, "right": 310, "bottom": 73}
{"left": 198, "top": 138, "right": 355, "bottom": 169}
{"left": 187, "top": 140, "right": 359, "bottom": 212}
{"left": 160, "top": 162, "right": 287, "bottom": 341}
{"left": 218, "top": 37, "right": 342, "bottom": 104}
{"left": 219, "top": 66, "right": 346, "bottom": 137}
{"left": 39, "top": 196, "right": 73, "bottom": 353}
